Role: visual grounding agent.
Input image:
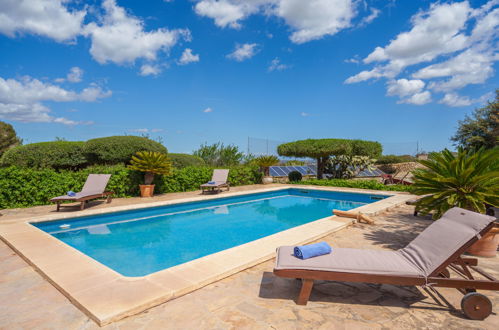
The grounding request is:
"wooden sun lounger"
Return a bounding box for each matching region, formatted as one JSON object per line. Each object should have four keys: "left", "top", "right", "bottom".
{"left": 200, "top": 169, "right": 230, "bottom": 194}
{"left": 50, "top": 174, "right": 114, "bottom": 211}
{"left": 274, "top": 208, "right": 498, "bottom": 320}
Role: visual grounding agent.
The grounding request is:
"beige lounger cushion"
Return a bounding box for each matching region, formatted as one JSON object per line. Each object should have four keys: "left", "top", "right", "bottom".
{"left": 275, "top": 247, "right": 422, "bottom": 276}
{"left": 400, "top": 207, "right": 495, "bottom": 277}
{"left": 51, "top": 174, "right": 111, "bottom": 201}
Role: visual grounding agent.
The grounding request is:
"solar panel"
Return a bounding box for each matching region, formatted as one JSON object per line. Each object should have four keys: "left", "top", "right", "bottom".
{"left": 269, "top": 166, "right": 317, "bottom": 177}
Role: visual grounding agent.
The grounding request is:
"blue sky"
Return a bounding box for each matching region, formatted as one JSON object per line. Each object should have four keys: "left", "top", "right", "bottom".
{"left": 0, "top": 0, "right": 497, "bottom": 155}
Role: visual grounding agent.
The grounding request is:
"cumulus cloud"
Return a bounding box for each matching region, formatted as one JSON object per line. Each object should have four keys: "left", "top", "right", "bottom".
{"left": 55, "top": 67, "right": 84, "bottom": 83}
{"left": 439, "top": 93, "right": 473, "bottom": 107}
{"left": 195, "top": 0, "right": 359, "bottom": 43}
{"left": 276, "top": 0, "right": 356, "bottom": 43}
{"left": 386, "top": 79, "right": 425, "bottom": 97}
{"left": 67, "top": 67, "right": 84, "bottom": 83}
{"left": 399, "top": 91, "right": 432, "bottom": 105}
{"left": 268, "top": 57, "right": 289, "bottom": 71}
{"left": 345, "top": 1, "right": 499, "bottom": 106}
{"left": 386, "top": 79, "right": 432, "bottom": 105}
{"left": 140, "top": 64, "right": 162, "bottom": 76}
{"left": 84, "top": 0, "right": 190, "bottom": 65}
{"left": 0, "top": 0, "right": 86, "bottom": 42}
{"left": 178, "top": 48, "right": 200, "bottom": 65}
{"left": 227, "top": 43, "right": 259, "bottom": 61}
{"left": 203, "top": 107, "right": 213, "bottom": 113}
{"left": 0, "top": 75, "right": 111, "bottom": 124}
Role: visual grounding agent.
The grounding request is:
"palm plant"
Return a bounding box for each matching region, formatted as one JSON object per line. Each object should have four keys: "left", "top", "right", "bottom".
{"left": 128, "top": 151, "right": 172, "bottom": 185}
{"left": 412, "top": 148, "right": 499, "bottom": 219}
{"left": 254, "top": 155, "right": 280, "bottom": 176}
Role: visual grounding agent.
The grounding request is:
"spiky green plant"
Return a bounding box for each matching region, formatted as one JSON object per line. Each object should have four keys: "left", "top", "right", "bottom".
{"left": 412, "top": 148, "right": 499, "bottom": 219}
{"left": 128, "top": 151, "right": 172, "bottom": 185}
{"left": 254, "top": 155, "right": 280, "bottom": 176}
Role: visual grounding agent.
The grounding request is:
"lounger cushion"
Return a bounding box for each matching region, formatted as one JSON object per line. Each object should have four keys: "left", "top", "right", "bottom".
{"left": 201, "top": 181, "right": 228, "bottom": 187}
{"left": 400, "top": 207, "right": 496, "bottom": 277}
{"left": 275, "top": 246, "right": 422, "bottom": 276}
{"left": 50, "top": 191, "right": 105, "bottom": 201}
{"left": 81, "top": 174, "right": 111, "bottom": 194}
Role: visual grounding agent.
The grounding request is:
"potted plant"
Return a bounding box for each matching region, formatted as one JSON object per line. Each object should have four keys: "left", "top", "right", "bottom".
{"left": 412, "top": 148, "right": 499, "bottom": 256}
{"left": 128, "top": 151, "right": 172, "bottom": 197}
{"left": 254, "top": 155, "right": 280, "bottom": 184}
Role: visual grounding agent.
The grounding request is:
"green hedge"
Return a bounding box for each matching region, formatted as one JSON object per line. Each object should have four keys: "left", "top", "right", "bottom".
{"left": 0, "top": 136, "right": 169, "bottom": 170}
{"left": 84, "top": 136, "right": 167, "bottom": 165}
{"left": 291, "top": 179, "right": 413, "bottom": 192}
{"left": 169, "top": 153, "right": 205, "bottom": 168}
{"left": 0, "top": 165, "right": 262, "bottom": 209}
{"left": 0, "top": 141, "right": 87, "bottom": 169}
{"left": 375, "top": 155, "right": 415, "bottom": 164}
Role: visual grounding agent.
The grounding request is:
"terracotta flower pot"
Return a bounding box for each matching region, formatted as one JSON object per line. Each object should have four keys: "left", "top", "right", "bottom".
{"left": 139, "top": 184, "right": 155, "bottom": 198}
{"left": 467, "top": 228, "right": 499, "bottom": 257}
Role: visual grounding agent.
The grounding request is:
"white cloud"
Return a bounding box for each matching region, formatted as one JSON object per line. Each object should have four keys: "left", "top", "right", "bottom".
{"left": 399, "top": 91, "right": 432, "bottom": 105}
{"left": 194, "top": 0, "right": 358, "bottom": 43}
{"left": 268, "top": 57, "right": 289, "bottom": 71}
{"left": 55, "top": 67, "right": 84, "bottom": 83}
{"left": 140, "top": 64, "right": 162, "bottom": 76}
{"left": 84, "top": 0, "right": 190, "bottom": 65}
{"left": 67, "top": 67, "right": 84, "bottom": 83}
{"left": 129, "top": 128, "right": 164, "bottom": 133}
{"left": 203, "top": 107, "right": 213, "bottom": 113}
{"left": 386, "top": 79, "right": 431, "bottom": 105}
{"left": 358, "top": 8, "right": 380, "bottom": 27}
{"left": 345, "top": 1, "right": 499, "bottom": 107}
{"left": 178, "top": 48, "right": 200, "bottom": 65}
{"left": 227, "top": 43, "right": 259, "bottom": 61}
{"left": 0, "top": 75, "right": 111, "bottom": 124}
{"left": 276, "top": 0, "right": 356, "bottom": 43}
{"left": 0, "top": 0, "right": 86, "bottom": 42}
{"left": 439, "top": 93, "right": 472, "bottom": 107}
{"left": 195, "top": 0, "right": 262, "bottom": 29}
{"left": 439, "top": 91, "right": 494, "bottom": 107}
{"left": 300, "top": 112, "right": 310, "bottom": 117}
{"left": 386, "top": 79, "right": 425, "bottom": 97}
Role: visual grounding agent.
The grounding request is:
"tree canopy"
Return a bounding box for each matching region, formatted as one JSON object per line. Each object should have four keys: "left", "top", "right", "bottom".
{"left": 451, "top": 90, "right": 498, "bottom": 150}
{"left": 193, "top": 142, "right": 244, "bottom": 166}
{"left": 277, "top": 138, "right": 382, "bottom": 178}
{"left": 0, "top": 121, "right": 21, "bottom": 156}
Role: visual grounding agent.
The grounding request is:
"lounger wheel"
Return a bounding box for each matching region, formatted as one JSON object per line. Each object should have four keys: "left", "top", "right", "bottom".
{"left": 461, "top": 292, "right": 492, "bottom": 320}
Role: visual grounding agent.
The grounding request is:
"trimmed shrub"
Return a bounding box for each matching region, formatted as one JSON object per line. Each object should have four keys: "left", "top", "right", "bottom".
{"left": 375, "top": 155, "right": 415, "bottom": 164}
{"left": 0, "top": 165, "right": 262, "bottom": 209}
{"left": 84, "top": 136, "right": 167, "bottom": 165}
{"left": 288, "top": 170, "right": 302, "bottom": 182}
{"left": 169, "top": 153, "right": 205, "bottom": 168}
{"left": 0, "top": 141, "right": 86, "bottom": 170}
{"left": 292, "top": 179, "right": 413, "bottom": 192}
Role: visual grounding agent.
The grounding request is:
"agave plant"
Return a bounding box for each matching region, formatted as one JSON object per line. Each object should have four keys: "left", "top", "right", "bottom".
{"left": 254, "top": 155, "right": 280, "bottom": 176}
{"left": 412, "top": 148, "right": 499, "bottom": 219}
{"left": 128, "top": 151, "right": 172, "bottom": 185}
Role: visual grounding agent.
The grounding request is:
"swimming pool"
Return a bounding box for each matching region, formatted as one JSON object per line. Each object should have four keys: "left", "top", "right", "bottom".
{"left": 33, "top": 188, "right": 389, "bottom": 277}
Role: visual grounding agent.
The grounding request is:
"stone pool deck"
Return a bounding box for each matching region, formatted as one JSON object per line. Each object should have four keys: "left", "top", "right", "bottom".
{"left": 0, "top": 186, "right": 497, "bottom": 329}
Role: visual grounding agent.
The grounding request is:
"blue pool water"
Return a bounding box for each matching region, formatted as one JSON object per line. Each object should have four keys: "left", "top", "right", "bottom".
{"left": 33, "top": 188, "right": 389, "bottom": 277}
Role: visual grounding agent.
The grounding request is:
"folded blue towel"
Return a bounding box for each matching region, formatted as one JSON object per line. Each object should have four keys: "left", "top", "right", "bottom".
{"left": 67, "top": 191, "right": 76, "bottom": 197}
{"left": 208, "top": 181, "right": 216, "bottom": 184}
{"left": 294, "top": 242, "right": 332, "bottom": 260}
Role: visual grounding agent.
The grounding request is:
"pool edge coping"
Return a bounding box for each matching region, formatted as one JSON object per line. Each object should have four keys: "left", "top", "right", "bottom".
{"left": 0, "top": 185, "right": 415, "bottom": 326}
